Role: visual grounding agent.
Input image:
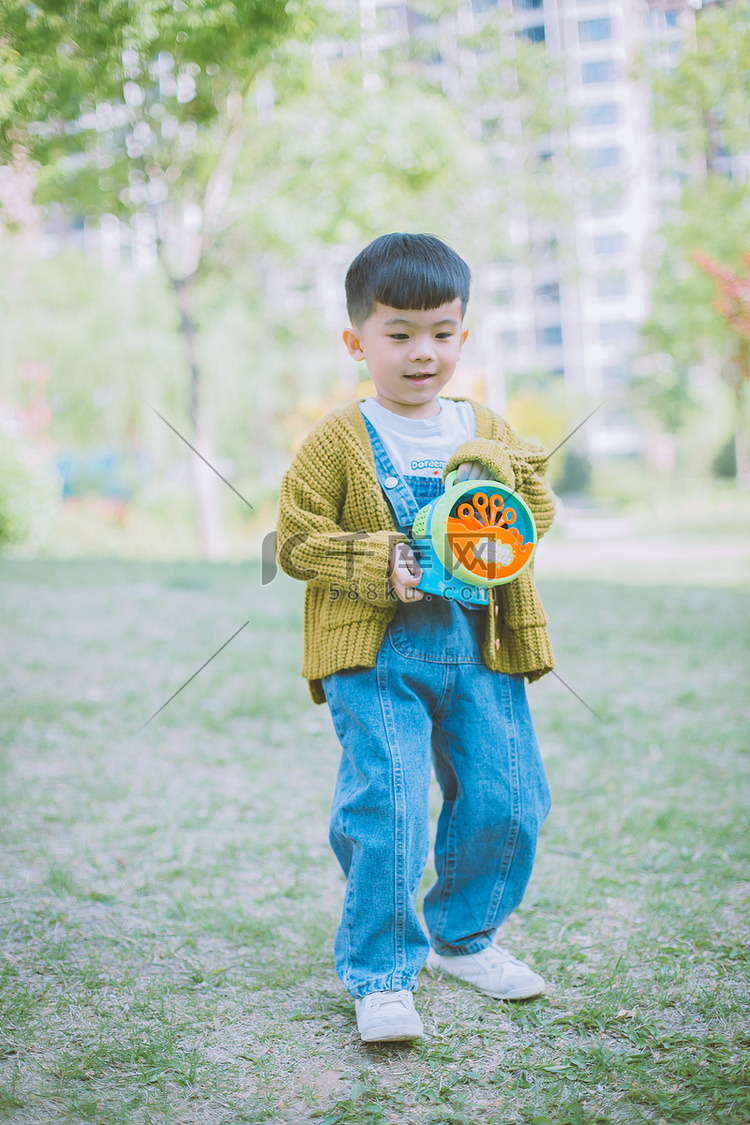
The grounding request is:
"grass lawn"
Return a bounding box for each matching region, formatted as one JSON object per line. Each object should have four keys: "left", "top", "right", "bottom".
{"left": 0, "top": 558, "right": 748, "bottom": 1125}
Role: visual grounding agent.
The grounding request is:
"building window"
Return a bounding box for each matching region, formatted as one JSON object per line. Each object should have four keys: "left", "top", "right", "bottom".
{"left": 408, "top": 8, "right": 435, "bottom": 29}
{"left": 600, "top": 320, "right": 634, "bottom": 343}
{"left": 584, "top": 102, "right": 618, "bottom": 126}
{"left": 588, "top": 145, "right": 620, "bottom": 169}
{"left": 594, "top": 231, "right": 625, "bottom": 255}
{"left": 665, "top": 10, "right": 679, "bottom": 27}
{"left": 579, "top": 17, "right": 612, "bottom": 42}
{"left": 537, "top": 325, "right": 563, "bottom": 347}
{"left": 513, "top": 0, "right": 543, "bottom": 9}
{"left": 597, "top": 273, "right": 627, "bottom": 298}
{"left": 519, "top": 24, "right": 546, "bottom": 42}
{"left": 535, "top": 282, "right": 560, "bottom": 302}
{"left": 582, "top": 59, "right": 616, "bottom": 84}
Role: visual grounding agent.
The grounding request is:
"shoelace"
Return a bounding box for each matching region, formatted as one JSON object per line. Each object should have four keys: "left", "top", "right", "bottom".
{"left": 480, "top": 947, "right": 516, "bottom": 967}
{"left": 365, "top": 990, "right": 411, "bottom": 1010}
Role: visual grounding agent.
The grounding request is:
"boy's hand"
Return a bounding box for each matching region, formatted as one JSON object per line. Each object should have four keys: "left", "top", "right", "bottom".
{"left": 389, "top": 542, "right": 424, "bottom": 603}
{"left": 455, "top": 460, "right": 488, "bottom": 482}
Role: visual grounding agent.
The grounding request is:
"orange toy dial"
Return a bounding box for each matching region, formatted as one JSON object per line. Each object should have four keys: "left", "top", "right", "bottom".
{"left": 444, "top": 488, "right": 535, "bottom": 582}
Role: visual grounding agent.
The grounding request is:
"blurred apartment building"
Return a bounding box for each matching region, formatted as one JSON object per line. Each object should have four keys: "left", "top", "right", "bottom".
{"left": 354, "top": 0, "right": 698, "bottom": 454}
{"left": 505, "top": 0, "right": 693, "bottom": 456}
{"left": 37, "top": 0, "right": 698, "bottom": 458}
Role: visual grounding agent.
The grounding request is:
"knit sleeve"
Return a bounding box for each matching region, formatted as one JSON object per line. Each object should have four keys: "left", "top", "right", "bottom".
{"left": 444, "top": 425, "right": 556, "bottom": 538}
{"left": 276, "top": 424, "right": 406, "bottom": 609}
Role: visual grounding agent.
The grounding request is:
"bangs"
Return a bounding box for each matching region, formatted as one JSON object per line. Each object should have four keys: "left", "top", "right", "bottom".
{"left": 373, "top": 257, "right": 467, "bottom": 314}
{"left": 346, "top": 233, "right": 471, "bottom": 325}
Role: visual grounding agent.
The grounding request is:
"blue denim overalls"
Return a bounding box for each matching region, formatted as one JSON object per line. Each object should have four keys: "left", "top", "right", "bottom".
{"left": 322, "top": 417, "right": 551, "bottom": 998}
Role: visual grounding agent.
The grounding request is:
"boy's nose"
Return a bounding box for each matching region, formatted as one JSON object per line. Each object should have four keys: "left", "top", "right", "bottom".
{"left": 408, "top": 336, "right": 436, "bottom": 363}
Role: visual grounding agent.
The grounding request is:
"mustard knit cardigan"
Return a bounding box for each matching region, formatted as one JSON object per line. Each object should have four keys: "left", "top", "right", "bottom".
{"left": 277, "top": 398, "right": 556, "bottom": 703}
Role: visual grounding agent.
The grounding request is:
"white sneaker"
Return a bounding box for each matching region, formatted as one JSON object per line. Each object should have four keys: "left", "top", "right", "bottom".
{"left": 355, "top": 990, "right": 424, "bottom": 1042}
{"left": 425, "top": 945, "right": 545, "bottom": 1000}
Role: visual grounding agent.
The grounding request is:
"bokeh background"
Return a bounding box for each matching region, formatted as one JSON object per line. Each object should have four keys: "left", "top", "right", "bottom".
{"left": 1, "top": 0, "right": 749, "bottom": 573}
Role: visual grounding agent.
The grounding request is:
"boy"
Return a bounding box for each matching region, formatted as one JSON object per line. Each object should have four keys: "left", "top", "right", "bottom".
{"left": 277, "top": 233, "right": 555, "bottom": 1043}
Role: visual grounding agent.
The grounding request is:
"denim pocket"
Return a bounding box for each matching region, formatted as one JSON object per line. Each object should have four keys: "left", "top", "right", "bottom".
{"left": 388, "top": 598, "right": 485, "bottom": 664}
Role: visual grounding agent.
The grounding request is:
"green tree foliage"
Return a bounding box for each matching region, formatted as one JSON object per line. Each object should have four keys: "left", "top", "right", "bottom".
{"left": 650, "top": 1, "right": 750, "bottom": 173}
{"left": 0, "top": 0, "right": 572, "bottom": 552}
{"left": 237, "top": 55, "right": 488, "bottom": 254}
{"left": 231, "top": 5, "right": 566, "bottom": 260}
{"left": 0, "top": 246, "right": 185, "bottom": 452}
{"left": 0, "top": 432, "right": 60, "bottom": 552}
{"left": 0, "top": 0, "right": 311, "bottom": 557}
{"left": 0, "top": 0, "right": 302, "bottom": 164}
{"left": 643, "top": 179, "right": 750, "bottom": 375}
{"left": 0, "top": 0, "right": 312, "bottom": 299}
{"left": 415, "top": 6, "right": 570, "bottom": 227}
{"left": 153, "top": 6, "right": 568, "bottom": 474}
{"left": 640, "top": 1, "right": 750, "bottom": 468}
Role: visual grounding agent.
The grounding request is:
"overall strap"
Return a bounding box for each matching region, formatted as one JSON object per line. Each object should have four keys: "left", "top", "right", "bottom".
{"left": 362, "top": 414, "right": 419, "bottom": 535}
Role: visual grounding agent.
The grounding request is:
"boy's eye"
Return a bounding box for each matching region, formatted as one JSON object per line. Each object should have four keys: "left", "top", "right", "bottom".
{"left": 436, "top": 332, "right": 454, "bottom": 339}
{"left": 388, "top": 333, "right": 410, "bottom": 340}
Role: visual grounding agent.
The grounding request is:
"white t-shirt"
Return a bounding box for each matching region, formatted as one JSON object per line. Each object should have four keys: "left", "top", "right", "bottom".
{"left": 360, "top": 397, "right": 476, "bottom": 480}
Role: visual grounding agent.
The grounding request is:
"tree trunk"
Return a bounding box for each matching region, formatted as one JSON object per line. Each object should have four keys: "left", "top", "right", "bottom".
{"left": 732, "top": 344, "right": 750, "bottom": 480}
{"left": 735, "top": 420, "right": 749, "bottom": 480}
{"left": 152, "top": 100, "right": 248, "bottom": 561}
{"left": 173, "top": 274, "right": 227, "bottom": 561}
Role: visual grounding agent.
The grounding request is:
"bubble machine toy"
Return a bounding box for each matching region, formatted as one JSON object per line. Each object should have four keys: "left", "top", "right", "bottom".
{"left": 410, "top": 470, "right": 538, "bottom": 606}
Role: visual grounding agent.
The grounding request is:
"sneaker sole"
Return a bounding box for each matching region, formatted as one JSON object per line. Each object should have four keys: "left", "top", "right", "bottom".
{"left": 359, "top": 1027, "right": 424, "bottom": 1043}
{"left": 474, "top": 982, "right": 545, "bottom": 1000}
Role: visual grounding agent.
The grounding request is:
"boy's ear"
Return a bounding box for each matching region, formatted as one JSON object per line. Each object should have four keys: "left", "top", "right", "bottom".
{"left": 460, "top": 328, "right": 469, "bottom": 348}
{"left": 342, "top": 328, "right": 365, "bottom": 361}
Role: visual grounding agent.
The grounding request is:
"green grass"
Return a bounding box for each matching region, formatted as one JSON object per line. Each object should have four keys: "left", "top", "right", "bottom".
{"left": 0, "top": 559, "right": 748, "bottom": 1124}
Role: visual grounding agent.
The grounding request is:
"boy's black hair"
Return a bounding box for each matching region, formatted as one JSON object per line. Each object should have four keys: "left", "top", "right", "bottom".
{"left": 345, "top": 232, "right": 471, "bottom": 325}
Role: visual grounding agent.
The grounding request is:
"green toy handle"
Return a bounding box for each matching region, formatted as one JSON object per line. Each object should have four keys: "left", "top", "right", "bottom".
{"left": 444, "top": 468, "right": 495, "bottom": 489}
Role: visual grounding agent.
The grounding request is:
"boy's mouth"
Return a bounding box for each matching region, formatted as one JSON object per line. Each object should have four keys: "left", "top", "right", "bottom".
{"left": 405, "top": 373, "right": 435, "bottom": 383}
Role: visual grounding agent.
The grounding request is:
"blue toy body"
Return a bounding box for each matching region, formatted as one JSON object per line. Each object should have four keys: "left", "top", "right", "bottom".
{"left": 411, "top": 532, "right": 490, "bottom": 605}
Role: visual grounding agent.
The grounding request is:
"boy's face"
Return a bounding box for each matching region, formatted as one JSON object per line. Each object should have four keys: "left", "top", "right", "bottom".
{"left": 343, "top": 299, "right": 468, "bottom": 418}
